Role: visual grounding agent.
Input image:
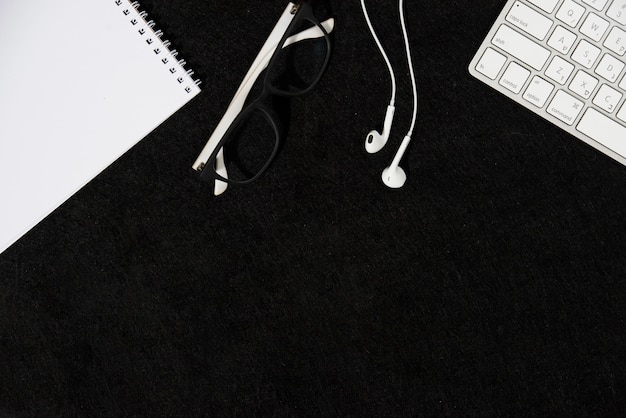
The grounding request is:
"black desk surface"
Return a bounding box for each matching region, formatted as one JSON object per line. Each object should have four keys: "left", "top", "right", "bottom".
{"left": 2, "top": 1, "right": 625, "bottom": 415}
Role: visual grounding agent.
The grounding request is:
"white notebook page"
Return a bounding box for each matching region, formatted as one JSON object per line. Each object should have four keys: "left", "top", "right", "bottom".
{"left": 0, "top": 0, "right": 201, "bottom": 254}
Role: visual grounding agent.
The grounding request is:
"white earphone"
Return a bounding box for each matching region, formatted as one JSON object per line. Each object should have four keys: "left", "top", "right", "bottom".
{"left": 361, "top": 0, "right": 418, "bottom": 188}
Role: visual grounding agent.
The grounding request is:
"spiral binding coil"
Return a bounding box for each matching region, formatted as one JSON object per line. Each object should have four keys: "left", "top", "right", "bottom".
{"left": 114, "top": 0, "right": 201, "bottom": 92}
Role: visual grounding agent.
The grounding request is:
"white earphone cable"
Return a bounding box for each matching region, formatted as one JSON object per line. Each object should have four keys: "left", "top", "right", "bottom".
{"left": 399, "top": 0, "right": 418, "bottom": 137}
{"left": 360, "top": 0, "right": 396, "bottom": 105}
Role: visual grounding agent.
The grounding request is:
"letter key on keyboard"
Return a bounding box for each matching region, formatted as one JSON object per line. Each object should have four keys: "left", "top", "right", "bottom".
{"left": 469, "top": 0, "right": 626, "bottom": 166}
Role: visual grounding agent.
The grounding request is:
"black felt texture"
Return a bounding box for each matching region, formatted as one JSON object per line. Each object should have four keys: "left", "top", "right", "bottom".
{"left": 2, "top": 0, "right": 626, "bottom": 415}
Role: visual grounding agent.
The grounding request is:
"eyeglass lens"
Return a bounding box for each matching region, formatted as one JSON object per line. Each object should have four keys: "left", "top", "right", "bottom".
{"left": 220, "top": 106, "right": 279, "bottom": 183}
{"left": 266, "top": 17, "right": 330, "bottom": 95}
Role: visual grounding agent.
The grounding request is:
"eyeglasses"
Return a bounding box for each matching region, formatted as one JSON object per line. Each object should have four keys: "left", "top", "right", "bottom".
{"left": 192, "top": 1, "right": 334, "bottom": 196}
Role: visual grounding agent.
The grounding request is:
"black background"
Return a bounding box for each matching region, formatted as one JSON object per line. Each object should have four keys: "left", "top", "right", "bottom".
{"left": 2, "top": 0, "right": 626, "bottom": 415}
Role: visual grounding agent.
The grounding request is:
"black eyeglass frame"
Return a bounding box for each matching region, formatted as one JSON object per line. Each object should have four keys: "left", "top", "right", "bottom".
{"left": 197, "top": 1, "right": 332, "bottom": 186}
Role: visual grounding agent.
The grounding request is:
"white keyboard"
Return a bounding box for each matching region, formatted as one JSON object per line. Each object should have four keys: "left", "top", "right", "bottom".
{"left": 469, "top": 0, "right": 626, "bottom": 166}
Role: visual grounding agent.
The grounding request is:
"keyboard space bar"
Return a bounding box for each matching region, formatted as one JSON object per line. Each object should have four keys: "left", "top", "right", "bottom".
{"left": 576, "top": 108, "right": 626, "bottom": 159}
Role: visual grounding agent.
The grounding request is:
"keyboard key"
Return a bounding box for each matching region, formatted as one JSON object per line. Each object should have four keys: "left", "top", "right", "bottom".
{"left": 548, "top": 25, "right": 578, "bottom": 54}
{"left": 607, "top": 0, "right": 626, "bottom": 24}
{"left": 475, "top": 47, "right": 507, "bottom": 79}
{"left": 506, "top": 1, "right": 554, "bottom": 40}
{"left": 556, "top": 0, "right": 586, "bottom": 27}
{"left": 528, "top": 0, "right": 560, "bottom": 13}
{"left": 571, "top": 39, "right": 602, "bottom": 68}
{"left": 577, "top": 108, "right": 626, "bottom": 158}
{"left": 491, "top": 24, "right": 551, "bottom": 70}
{"left": 595, "top": 53, "right": 625, "bottom": 82}
{"left": 592, "top": 84, "right": 623, "bottom": 112}
{"left": 547, "top": 90, "right": 584, "bottom": 125}
{"left": 545, "top": 56, "right": 575, "bottom": 84}
{"left": 568, "top": 70, "right": 599, "bottom": 99}
{"left": 499, "top": 61, "right": 531, "bottom": 93}
{"left": 580, "top": 13, "right": 610, "bottom": 41}
{"left": 604, "top": 26, "right": 626, "bottom": 56}
{"left": 523, "top": 76, "right": 554, "bottom": 107}
{"left": 581, "top": 0, "right": 610, "bottom": 10}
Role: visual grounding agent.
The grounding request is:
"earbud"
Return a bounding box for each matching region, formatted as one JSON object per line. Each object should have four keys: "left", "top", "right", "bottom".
{"left": 362, "top": 0, "right": 417, "bottom": 188}
{"left": 382, "top": 134, "right": 411, "bottom": 188}
{"left": 382, "top": 165, "right": 406, "bottom": 188}
{"left": 361, "top": 0, "right": 397, "bottom": 154}
{"left": 365, "top": 104, "right": 395, "bottom": 153}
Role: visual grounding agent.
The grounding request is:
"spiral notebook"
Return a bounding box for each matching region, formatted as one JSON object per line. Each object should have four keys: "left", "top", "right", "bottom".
{"left": 0, "top": 0, "right": 201, "bottom": 255}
